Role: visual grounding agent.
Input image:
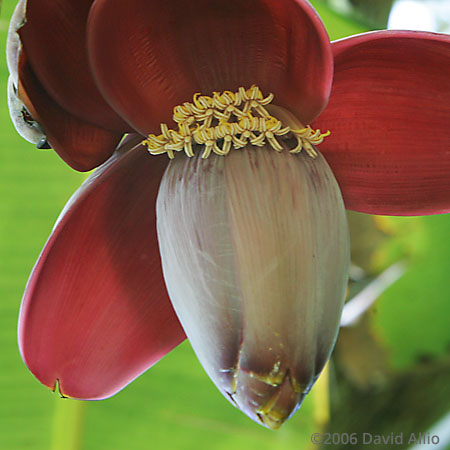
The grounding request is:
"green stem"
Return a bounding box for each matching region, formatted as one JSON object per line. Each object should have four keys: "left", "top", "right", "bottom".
{"left": 313, "top": 362, "right": 330, "bottom": 428}
{"left": 51, "top": 384, "right": 86, "bottom": 450}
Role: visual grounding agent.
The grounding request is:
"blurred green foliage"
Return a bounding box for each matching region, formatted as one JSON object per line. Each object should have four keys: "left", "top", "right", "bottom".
{"left": 1, "top": 1, "right": 449, "bottom": 449}
{"left": 373, "top": 215, "right": 450, "bottom": 369}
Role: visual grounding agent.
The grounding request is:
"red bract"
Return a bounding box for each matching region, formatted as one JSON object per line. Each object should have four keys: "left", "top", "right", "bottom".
{"left": 8, "top": 0, "right": 450, "bottom": 429}
{"left": 313, "top": 31, "right": 450, "bottom": 215}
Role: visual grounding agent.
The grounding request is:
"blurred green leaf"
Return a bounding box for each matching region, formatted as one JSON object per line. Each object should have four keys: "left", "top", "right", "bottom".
{"left": 373, "top": 215, "right": 450, "bottom": 369}
{"left": 349, "top": 0, "right": 394, "bottom": 28}
{"left": 311, "top": 0, "right": 370, "bottom": 39}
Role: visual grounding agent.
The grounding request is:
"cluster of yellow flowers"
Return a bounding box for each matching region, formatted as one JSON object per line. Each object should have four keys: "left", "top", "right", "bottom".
{"left": 142, "top": 85, "right": 330, "bottom": 159}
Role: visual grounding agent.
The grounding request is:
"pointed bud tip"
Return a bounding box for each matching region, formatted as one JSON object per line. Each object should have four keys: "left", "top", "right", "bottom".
{"left": 227, "top": 367, "right": 310, "bottom": 429}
